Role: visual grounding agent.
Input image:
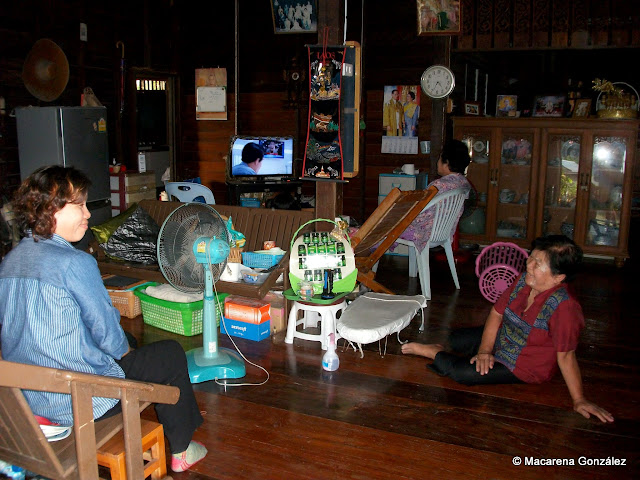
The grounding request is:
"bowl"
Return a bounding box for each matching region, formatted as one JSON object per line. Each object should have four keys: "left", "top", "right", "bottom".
{"left": 242, "top": 271, "right": 269, "bottom": 284}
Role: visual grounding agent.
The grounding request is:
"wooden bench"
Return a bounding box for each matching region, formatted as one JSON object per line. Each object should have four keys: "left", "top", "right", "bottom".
{"left": 89, "top": 200, "right": 315, "bottom": 300}
{"left": 0, "top": 360, "right": 178, "bottom": 480}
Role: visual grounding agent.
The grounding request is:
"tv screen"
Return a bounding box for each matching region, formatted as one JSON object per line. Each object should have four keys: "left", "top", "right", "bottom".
{"left": 228, "top": 136, "right": 294, "bottom": 180}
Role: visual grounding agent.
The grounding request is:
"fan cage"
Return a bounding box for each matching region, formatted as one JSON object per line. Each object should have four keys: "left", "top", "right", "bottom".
{"left": 158, "top": 204, "right": 230, "bottom": 293}
{"left": 475, "top": 242, "right": 529, "bottom": 303}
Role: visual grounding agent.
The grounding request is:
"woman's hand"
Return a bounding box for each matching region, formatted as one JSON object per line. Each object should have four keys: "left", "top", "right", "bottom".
{"left": 574, "top": 399, "right": 615, "bottom": 423}
{"left": 471, "top": 352, "right": 495, "bottom": 375}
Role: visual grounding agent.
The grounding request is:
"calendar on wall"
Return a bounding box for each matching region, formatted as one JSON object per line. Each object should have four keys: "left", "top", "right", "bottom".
{"left": 195, "top": 68, "right": 227, "bottom": 120}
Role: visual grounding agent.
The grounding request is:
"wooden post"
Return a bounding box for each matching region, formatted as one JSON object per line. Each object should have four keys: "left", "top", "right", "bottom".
{"left": 314, "top": 0, "right": 345, "bottom": 224}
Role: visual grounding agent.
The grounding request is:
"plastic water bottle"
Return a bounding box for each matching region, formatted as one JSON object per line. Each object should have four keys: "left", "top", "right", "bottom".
{"left": 322, "top": 333, "right": 339, "bottom": 371}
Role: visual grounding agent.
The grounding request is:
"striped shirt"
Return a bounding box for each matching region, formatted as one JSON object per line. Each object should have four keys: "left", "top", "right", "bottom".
{"left": 0, "top": 234, "right": 128, "bottom": 426}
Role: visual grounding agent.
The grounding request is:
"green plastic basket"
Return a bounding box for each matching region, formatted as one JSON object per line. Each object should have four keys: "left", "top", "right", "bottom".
{"left": 134, "top": 282, "right": 228, "bottom": 336}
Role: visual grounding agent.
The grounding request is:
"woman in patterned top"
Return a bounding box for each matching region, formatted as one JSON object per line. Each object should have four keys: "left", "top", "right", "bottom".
{"left": 402, "top": 235, "right": 614, "bottom": 423}
{"left": 397, "top": 139, "right": 471, "bottom": 253}
{"left": 0, "top": 166, "right": 208, "bottom": 472}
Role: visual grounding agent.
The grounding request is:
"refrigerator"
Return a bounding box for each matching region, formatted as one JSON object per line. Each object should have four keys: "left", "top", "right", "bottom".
{"left": 16, "top": 106, "right": 112, "bottom": 249}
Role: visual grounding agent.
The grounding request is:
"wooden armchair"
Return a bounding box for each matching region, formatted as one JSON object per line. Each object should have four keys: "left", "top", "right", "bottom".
{"left": 351, "top": 186, "right": 438, "bottom": 294}
{"left": 0, "top": 360, "right": 179, "bottom": 480}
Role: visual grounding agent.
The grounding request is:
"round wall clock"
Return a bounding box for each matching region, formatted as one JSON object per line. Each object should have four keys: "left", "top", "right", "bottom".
{"left": 420, "top": 65, "right": 455, "bottom": 99}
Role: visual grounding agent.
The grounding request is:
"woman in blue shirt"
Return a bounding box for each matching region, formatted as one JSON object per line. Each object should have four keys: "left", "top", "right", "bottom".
{"left": 0, "top": 166, "right": 206, "bottom": 473}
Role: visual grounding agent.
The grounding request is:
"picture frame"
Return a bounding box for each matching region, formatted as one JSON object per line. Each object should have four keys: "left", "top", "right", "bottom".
{"left": 496, "top": 95, "right": 517, "bottom": 117}
{"left": 417, "top": 0, "right": 461, "bottom": 35}
{"left": 572, "top": 98, "right": 592, "bottom": 118}
{"left": 271, "top": 0, "right": 317, "bottom": 34}
{"left": 533, "top": 95, "right": 566, "bottom": 117}
{"left": 464, "top": 101, "right": 481, "bottom": 116}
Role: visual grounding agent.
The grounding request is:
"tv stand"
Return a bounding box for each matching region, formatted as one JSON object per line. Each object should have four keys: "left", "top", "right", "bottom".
{"left": 227, "top": 180, "right": 303, "bottom": 206}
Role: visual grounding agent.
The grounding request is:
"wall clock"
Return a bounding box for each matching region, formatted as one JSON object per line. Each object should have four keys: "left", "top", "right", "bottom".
{"left": 420, "top": 65, "right": 455, "bottom": 99}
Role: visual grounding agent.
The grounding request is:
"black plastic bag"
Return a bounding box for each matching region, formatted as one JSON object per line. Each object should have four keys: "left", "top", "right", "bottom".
{"left": 101, "top": 206, "right": 160, "bottom": 264}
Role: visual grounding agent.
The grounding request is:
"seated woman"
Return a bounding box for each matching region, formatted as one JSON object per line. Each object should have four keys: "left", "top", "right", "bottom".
{"left": 396, "top": 139, "right": 471, "bottom": 251}
{"left": 402, "top": 235, "right": 614, "bottom": 423}
{"left": 0, "top": 166, "right": 207, "bottom": 472}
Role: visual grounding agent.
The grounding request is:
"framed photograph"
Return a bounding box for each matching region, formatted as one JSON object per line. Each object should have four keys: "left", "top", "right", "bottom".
{"left": 573, "top": 98, "right": 592, "bottom": 118}
{"left": 417, "top": 0, "right": 461, "bottom": 35}
{"left": 464, "top": 101, "right": 481, "bottom": 116}
{"left": 496, "top": 95, "right": 517, "bottom": 117}
{"left": 271, "top": 1, "right": 317, "bottom": 34}
{"left": 533, "top": 95, "right": 566, "bottom": 117}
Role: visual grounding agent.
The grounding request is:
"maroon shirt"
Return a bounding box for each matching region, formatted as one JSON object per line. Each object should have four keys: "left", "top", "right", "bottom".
{"left": 493, "top": 274, "right": 584, "bottom": 383}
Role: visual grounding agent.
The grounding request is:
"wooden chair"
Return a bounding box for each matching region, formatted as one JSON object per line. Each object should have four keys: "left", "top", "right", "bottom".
{"left": 0, "top": 360, "right": 179, "bottom": 480}
{"left": 351, "top": 186, "right": 438, "bottom": 294}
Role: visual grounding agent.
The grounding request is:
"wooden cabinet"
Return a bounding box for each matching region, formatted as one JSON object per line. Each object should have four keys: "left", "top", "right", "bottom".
{"left": 453, "top": 117, "right": 639, "bottom": 265}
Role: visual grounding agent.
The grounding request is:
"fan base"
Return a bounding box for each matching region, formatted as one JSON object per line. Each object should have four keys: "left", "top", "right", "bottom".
{"left": 186, "top": 347, "right": 246, "bottom": 383}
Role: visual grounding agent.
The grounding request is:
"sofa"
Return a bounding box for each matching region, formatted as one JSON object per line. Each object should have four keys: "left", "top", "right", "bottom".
{"left": 89, "top": 199, "right": 315, "bottom": 300}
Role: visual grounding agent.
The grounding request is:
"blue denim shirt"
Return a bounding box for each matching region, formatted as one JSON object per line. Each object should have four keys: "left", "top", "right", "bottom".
{"left": 0, "top": 234, "right": 128, "bottom": 425}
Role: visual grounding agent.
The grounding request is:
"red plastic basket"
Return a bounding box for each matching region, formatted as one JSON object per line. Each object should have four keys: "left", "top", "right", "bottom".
{"left": 475, "top": 242, "right": 529, "bottom": 303}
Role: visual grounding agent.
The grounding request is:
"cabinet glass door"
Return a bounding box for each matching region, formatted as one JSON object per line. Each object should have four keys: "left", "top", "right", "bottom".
{"left": 543, "top": 134, "right": 580, "bottom": 239}
{"left": 584, "top": 136, "right": 626, "bottom": 247}
{"left": 495, "top": 132, "right": 533, "bottom": 239}
{"left": 460, "top": 133, "right": 490, "bottom": 236}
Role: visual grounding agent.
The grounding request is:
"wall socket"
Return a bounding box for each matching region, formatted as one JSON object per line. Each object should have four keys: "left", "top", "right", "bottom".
{"left": 80, "top": 23, "right": 87, "bottom": 42}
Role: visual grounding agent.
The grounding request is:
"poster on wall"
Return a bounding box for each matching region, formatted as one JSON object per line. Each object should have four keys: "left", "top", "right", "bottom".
{"left": 195, "top": 68, "right": 227, "bottom": 120}
{"left": 381, "top": 85, "right": 420, "bottom": 154}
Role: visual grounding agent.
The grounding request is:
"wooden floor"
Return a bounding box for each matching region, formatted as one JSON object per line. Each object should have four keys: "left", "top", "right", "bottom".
{"left": 123, "top": 250, "right": 640, "bottom": 480}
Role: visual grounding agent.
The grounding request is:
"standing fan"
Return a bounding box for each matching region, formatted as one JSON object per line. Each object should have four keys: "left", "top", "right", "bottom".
{"left": 158, "top": 203, "right": 245, "bottom": 383}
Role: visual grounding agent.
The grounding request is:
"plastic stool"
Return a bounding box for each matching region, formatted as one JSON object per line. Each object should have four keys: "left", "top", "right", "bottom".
{"left": 96, "top": 419, "right": 166, "bottom": 480}
{"left": 285, "top": 299, "right": 347, "bottom": 350}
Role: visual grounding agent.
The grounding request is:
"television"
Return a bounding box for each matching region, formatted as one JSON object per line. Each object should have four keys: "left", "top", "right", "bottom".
{"left": 227, "top": 135, "right": 295, "bottom": 182}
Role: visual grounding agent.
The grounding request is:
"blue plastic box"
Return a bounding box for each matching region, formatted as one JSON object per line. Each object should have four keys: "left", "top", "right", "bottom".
{"left": 221, "top": 317, "right": 271, "bottom": 341}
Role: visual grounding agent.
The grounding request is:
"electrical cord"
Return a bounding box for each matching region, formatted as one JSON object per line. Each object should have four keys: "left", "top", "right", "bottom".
{"left": 205, "top": 251, "right": 269, "bottom": 389}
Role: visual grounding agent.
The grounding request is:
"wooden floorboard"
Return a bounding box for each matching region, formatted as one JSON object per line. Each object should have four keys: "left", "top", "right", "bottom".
{"left": 130, "top": 250, "right": 640, "bottom": 479}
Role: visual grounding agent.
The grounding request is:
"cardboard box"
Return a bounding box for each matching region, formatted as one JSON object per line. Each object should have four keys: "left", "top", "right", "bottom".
{"left": 269, "top": 305, "right": 287, "bottom": 334}
{"left": 224, "top": 295, "right": 270, "bottom": 324}
{"left": 221, "top": 317, "right": 270, "bottom": 341}
{"left": 263, "top": 291, "right": 286, "bottom": 334}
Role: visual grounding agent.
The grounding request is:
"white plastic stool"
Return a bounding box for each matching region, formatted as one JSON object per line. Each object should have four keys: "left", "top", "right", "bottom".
{"left": 284, "top": 299, "right": 347, "bottom": 350}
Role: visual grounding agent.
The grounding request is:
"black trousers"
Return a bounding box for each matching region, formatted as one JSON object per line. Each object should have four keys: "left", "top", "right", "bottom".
{"left": 429, "top": 326, "right": 523, "bottom": 386}
{"left": 101, "top": 340, "right": 203, "bottom": 453}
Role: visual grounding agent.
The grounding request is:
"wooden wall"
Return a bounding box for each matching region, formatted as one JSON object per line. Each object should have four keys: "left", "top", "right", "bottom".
{"left": 1, "top": 0, "right": 640, "bottom": 229}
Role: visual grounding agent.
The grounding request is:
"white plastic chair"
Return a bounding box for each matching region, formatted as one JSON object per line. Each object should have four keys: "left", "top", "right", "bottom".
{"left": 395, "top": 187, "right": 470, "bottom": 300}
{"left": 165, "top": 182, "right": 215, "bottom": 204}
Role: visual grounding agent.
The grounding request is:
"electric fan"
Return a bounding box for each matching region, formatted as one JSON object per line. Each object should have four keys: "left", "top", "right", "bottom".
{"left": 157, "top": 203, "right": 245, "bottom": 383}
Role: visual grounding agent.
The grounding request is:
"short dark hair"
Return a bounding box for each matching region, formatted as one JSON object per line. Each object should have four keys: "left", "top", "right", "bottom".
{"left": 531, "top": 235, "right": 583, "bottom": 282}
{"left": 13, "top": 165, "right": 91, "bottom": 239}
{"left": 408, "top": 91, "right": 416, "bottom": 100}
{"left": 242, "top": 142, "right": 264, "bottom": 164}
{"left": 441, "top": 139, "right": 471, "bottom": 174}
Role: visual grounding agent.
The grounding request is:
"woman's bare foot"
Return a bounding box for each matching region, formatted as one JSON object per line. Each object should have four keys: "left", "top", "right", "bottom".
{"left": 401, "top": 343, "right": 445, "bottom": 360}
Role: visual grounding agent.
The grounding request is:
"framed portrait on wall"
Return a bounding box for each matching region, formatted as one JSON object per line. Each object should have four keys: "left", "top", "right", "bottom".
{"left": 417, "top": 0, "right": 461, "bottom": 35}
{"left": 272, "top": 0, "right": 317, "bottom": 34}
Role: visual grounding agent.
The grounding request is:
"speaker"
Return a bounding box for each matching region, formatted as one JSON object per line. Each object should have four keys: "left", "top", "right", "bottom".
{"left": 22, "top": 39, "right": 69, "bottom": 102}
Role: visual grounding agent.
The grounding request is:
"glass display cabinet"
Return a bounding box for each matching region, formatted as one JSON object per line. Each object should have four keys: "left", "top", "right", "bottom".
{"left": 454, "top": 117, "right": 638, "bottom": 265}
